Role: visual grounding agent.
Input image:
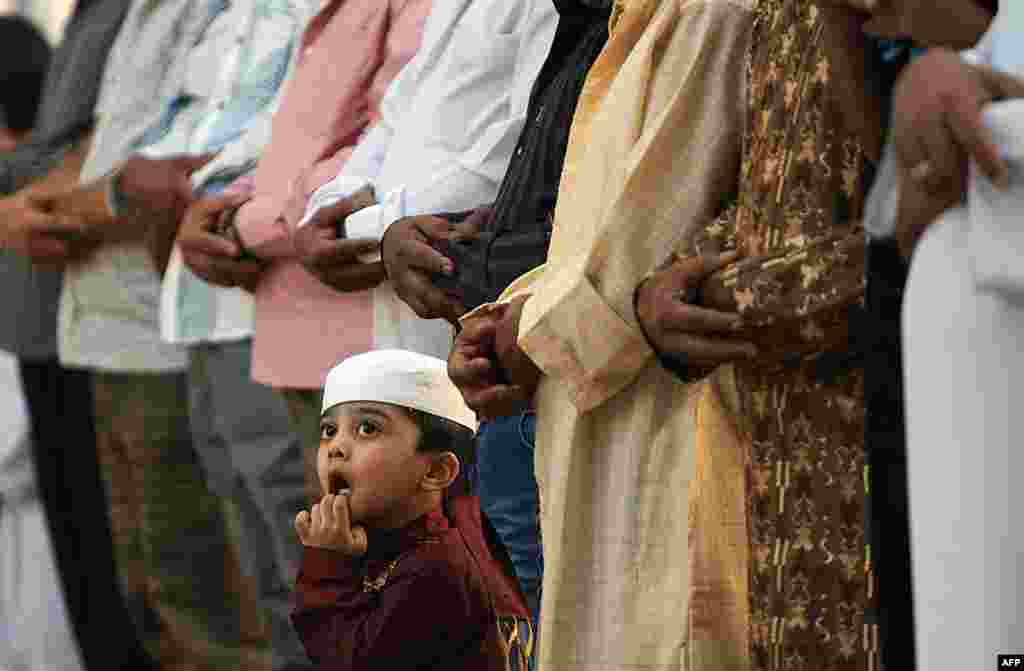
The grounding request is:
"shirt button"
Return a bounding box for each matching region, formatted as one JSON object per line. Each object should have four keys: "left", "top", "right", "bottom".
{"left": 304, "top": 46, "right": 314, "bottom": 57}
{"left": 515, "top": 147, "right": 523, "bottom": 157}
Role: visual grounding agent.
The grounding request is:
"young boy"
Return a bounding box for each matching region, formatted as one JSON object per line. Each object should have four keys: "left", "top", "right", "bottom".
{"left": 291, "top": 350, "right": 533, "bottom": 670}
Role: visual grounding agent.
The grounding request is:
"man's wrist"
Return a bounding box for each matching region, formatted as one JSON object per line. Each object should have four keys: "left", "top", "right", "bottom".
{"left": 219, "top": 207, "right": 259, "bottom": 261}
{"left": 380, "top": 220, "right": 399, "bottom": 280}
{"left": 633, "top": 278, "right": 705, "bottom": 382}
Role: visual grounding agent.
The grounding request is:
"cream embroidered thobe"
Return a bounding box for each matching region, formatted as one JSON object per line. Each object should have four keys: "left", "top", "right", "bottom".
{"left": 469, "top": 0, "right": 756, "bottom": 668}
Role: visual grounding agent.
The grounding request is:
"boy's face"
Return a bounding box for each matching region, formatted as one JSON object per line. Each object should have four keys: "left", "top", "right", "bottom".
{"left": 318, "top": 401, "right": 433, "bottom": 528}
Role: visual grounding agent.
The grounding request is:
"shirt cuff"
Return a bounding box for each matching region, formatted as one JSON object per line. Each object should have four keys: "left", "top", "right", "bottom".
{"left": 234, "top": 195, "right": 295, "bottom": 259}
{"left": 343, "top": 187, "right": 408, "bottom": 263}
{"left": 297, "top": 175, "right": 373, "bottom": 229}
{"left": 514, "top": 263, "right": 656, "bottom": 413}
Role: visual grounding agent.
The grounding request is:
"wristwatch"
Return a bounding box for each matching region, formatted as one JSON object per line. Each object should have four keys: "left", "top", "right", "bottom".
{"left": 211, "top": 204, "right": 258, "bottom": 261}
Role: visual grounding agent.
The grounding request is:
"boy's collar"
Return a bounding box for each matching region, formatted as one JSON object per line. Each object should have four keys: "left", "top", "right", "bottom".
{"left": 364, "top": 507, "right": 449, "bottom": 560}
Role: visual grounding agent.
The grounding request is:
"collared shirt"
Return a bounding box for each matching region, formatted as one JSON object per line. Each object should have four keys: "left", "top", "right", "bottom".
{"left": 169, "top": 0, "right": 429, "bottom": 361}
{"left": 59, "top": 0, "right": 305, "bottom": 371}
{"left": 243, "top": 0, "right": 558, "bottom": 389}
{"left": 157, "top": 0, "right": 311, "bottom": 346}
{"left": 57, "top": 0, "right": 207, "bottom": 372}
{"left": 0, "top": 0, "right": 130, "bottom": 362}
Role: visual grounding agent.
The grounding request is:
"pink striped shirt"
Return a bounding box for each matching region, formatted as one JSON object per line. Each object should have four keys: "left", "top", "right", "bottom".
{"left": 234, "top": 0, "right": 429, "bottom": 388}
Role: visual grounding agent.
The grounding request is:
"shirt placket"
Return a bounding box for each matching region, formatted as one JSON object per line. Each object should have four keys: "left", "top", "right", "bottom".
{"left": 188, "top": 0, "right": 253, "bottom": 154}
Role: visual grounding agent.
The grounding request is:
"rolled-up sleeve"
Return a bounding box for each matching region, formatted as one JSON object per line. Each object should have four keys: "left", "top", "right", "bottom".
{"left": 516, "top": 0, "right": 754, "bottom": 413}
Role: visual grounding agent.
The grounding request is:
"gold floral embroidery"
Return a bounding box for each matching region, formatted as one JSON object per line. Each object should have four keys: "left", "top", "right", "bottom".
{"left": 709, "top": 0, "right": 877, "bottom": 669}
{"left": 362, "top": 557, "right": 402, "bottom": 594}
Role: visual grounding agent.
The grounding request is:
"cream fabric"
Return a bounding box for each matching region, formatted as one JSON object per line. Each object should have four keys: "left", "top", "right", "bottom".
{"left": 472, "top": 0, "right": 756, "bottom": 667}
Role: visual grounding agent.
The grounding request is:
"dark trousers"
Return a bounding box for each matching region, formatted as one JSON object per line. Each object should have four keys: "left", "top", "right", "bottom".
{"left": 865, "top": 240, "right": 916, "bottom": 671}
{"left": 18, "top": 358, "right": 156, "bottom": 671}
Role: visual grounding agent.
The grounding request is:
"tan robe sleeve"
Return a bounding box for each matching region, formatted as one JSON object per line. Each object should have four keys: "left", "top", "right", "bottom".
{"left": 517, "top": 0, "right": 755, "bottom": 413}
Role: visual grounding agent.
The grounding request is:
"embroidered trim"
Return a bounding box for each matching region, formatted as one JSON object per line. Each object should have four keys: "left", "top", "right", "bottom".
{"left": 362, "top": 557, "right": 402, "bottom": 594}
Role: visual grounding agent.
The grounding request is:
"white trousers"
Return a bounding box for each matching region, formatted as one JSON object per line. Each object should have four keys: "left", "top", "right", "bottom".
{"left": 0, "top": 350, "right": 83, "bottom": 671}
{"left": 0, "top": 492, "right": 85, "bottom": 671}
{"left": 903, "top": 207, "right": 1024, "bottom": 669}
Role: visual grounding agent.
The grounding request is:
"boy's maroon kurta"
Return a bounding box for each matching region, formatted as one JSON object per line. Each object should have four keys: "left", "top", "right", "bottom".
{"left": 292, "top": 496, "right": 530, "bottom": 670}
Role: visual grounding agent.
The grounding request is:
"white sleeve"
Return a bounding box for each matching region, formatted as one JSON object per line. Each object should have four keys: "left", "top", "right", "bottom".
{"left": 333, "top": 1, "right": 559, "bottom": 243}
{"left": 296, "top": 121, "right": 395, "bottom": 228}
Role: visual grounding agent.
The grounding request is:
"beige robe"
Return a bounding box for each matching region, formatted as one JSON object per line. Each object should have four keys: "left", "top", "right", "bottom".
{"left": 471, "top": 0, "right": 756, "bottom": 667}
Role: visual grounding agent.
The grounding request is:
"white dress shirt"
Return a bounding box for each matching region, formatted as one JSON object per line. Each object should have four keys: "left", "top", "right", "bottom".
{"left": 298, "top": 0, "right": 558, "bottom": 359}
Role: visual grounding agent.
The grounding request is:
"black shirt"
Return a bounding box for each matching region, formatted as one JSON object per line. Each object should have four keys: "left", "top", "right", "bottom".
{"left": 433, "top": 0, "right": 611, "bottom": 310}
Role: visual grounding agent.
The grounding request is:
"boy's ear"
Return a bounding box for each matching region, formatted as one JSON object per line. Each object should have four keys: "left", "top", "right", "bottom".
{"left": 421, "top": 452, "right": 460, "bottom": 493}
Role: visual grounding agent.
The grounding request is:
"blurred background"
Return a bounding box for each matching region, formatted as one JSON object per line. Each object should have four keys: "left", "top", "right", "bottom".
{"left": 2, "top": 0, "right": 73, "bottom": 44}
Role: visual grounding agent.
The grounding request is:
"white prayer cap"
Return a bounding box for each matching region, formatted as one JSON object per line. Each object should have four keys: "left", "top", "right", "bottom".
{"left": 321, "top": 350, "right": 477, "bottom": 432}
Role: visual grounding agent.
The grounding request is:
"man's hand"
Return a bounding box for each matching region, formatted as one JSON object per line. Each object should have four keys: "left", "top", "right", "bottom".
{"left": 822, "top": 0, "right": 992, "bottom": 49}
{"left": 178, "top": 192, "right": 265, "bottom": 290}
{"left": 889, "top": 50, "right": 1024, "bottom": 259}
{"left": 295, "top": 492, "right": 368, "bottom": 556}
{"left": 635, "top": 251, "right": 758, "bottom": 377}
{"left": 449, "top": 308, "right": 533, "bottom": 421}
{"left": 295, "top": 196, "right": 385, "bottom": 293}
{"left": 381, "top": 214, "right": 482, "bottom": 325}
{"left": 118, "top": 153, "right": 216, "bottom": 216}
{"left": 0, "top": 192, "right": 98, "bottom": 267}
{"left": 493, "top": 295, "right": 542, "bottom": 396}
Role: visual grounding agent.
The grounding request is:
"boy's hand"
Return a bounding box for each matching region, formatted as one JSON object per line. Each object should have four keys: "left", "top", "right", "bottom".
{"left": 295, "top": 492, "right": 368, "bottom": 557}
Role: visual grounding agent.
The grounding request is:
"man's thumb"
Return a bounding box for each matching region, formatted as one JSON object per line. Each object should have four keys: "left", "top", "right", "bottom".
{"left": 862, "top": 14, "right": 906, "bottom": 39}
{"left": 26, "top": 192, "right": 55, "bottom": 213}
{"left": 681, "top": 250, "right": 740, "bottom": 281}
{"left": 180, "top": 152, "right": 219, "bottom": 175}
{"left": 314, "top": 197, "right": 359, "bottom": 227}
{"left": 350, "top": 237, "right": 381, "bottom": 255}
{"left": 198, "top": 191, "right": 250, "bottom": 216}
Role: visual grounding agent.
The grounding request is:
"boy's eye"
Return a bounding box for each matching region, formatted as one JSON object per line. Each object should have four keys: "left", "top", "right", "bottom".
{"left": 355, "top": 420, "right": 380, "bottom": 438}
{"left": 320, "top": 423, "right": 337, "bottom": 440}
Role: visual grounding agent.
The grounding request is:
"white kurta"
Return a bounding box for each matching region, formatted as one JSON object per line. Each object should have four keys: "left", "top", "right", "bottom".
{"left": 897, "top": 6, "right": 1024, "bottom": 666}
{"left": 0, "top": 353, "right": 84, "bottom": 671}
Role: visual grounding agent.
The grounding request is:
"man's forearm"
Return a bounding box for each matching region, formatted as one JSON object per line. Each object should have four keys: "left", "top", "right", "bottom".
{"left": 0, "top": 124, "right": 95, "bottom": 195}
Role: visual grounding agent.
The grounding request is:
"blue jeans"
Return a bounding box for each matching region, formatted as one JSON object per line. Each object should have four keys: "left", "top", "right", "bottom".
{"left": 474, "top": 413, "right": 543, "bottom": 631}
